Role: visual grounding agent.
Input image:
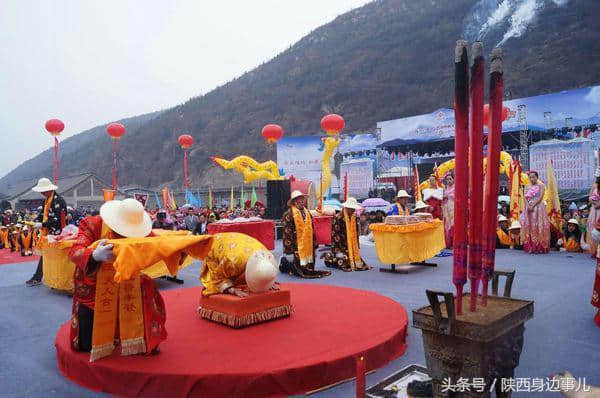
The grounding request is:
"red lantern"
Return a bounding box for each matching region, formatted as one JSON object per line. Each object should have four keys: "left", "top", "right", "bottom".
{"left": 107, "top": 123, "right": 126, "bottom": 140}
{"left": 178, "top": 134, "right": 194, "bottom": 149}
{"left": 261, "top": 124, "right": 284, "bottom": 144}
{"left": 45, "top": 119, "right": 64, "bottom": 136}
{"left": 320, "top": 114, "right": 345, "bottom": 136}
{"left": 483, "top": 104, "right": 509, "bottom": 126}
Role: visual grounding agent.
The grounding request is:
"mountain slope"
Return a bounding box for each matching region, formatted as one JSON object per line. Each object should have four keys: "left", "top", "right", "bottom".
{"left": 2, "top": 0, "right": 599, "bottom": 191}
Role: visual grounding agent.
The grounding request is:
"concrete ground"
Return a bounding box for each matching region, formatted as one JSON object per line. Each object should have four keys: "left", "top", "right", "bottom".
{"left": 0, "top": 243, "right": 598, "bottom": 398}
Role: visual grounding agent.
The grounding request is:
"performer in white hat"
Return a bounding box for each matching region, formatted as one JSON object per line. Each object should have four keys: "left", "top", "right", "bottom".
{"left": 508, "top": 220, "right": 523, "bottom": 250}
{"left": 19, "top": 225, "right": 33, "bottom": 256}
{"left": 413, "top": 200, "right": 430, "bottom": 212}
{"left": 496, "top": 215, "right": 511, "bottom": 248}
{"left": 557, "top": 219, "right": 582, "bottom": 252}
{"left": 280, "top": 190, "right": 331, "bottom": 278}
{"left": 323, "top": 197, "right": 369, "bottom": 271}
{"left": 387, "top": 190, "right": 411, "bottom": 216}
{"left": 67, "top": 198, "right": 166, "bottom": 360}
{"left": 26, "top": 177, "right": 67, "bottom": 286}
{"left": 200, "top": 232, "right": 278, "bottom": 297}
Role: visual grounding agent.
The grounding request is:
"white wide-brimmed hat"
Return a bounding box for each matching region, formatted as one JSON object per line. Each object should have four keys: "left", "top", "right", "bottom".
{"left": 100, "top": 198, "right": 152, "bottom": 238}
{"left": 31, "top": 177, "right": 57, "bottom": 193}
{"left": 342, "top": 197, "right": 362, "bottom": 210}
{"left": 498, "top": 215, "right": 508, "bottom": 222}
{"left": 287, "top": 190, "right": 307, "bottom": 206}
{"left": 414, "top": 200, "right": 429, "bottom": 211}
{"left": 245, "top": 250, "right": 277, "bottom": 293}
{"left": 567, "top": 218, "right": 579, "bottom": 225}
{"left": 396, "top": 190, "right": 411, "bottom": 199}
{"left": 508, "top": 220, "right": 521, "bottom": 230}
{"left": 22, "top": 225, "right": 29, "bottom": 231}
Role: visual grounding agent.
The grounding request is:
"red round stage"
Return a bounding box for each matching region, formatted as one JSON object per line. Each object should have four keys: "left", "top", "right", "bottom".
{"left": 55, "top": 283, "right": 408, "bottom": 397}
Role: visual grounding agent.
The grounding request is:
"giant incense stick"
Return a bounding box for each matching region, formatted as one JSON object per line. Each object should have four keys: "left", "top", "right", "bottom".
{"left": 481, "top": 48, "right": 504, "bottom": 306}
{"left": 452, "top": 40, "right": 470, "bottom": 315}
{"left": 468, "top": 42, "right": 485, "bottom": 312}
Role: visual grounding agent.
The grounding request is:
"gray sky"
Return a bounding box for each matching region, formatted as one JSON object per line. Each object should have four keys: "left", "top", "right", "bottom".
{"left": 0, "top": 0, "right": 370, "bottom": 178}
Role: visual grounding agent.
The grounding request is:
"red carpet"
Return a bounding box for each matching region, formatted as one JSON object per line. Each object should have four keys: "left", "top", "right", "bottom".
{"left": 0, "top": 249, "right": 38, "bottom": 265}
{"left": 55, "top": 283, "right": 408, "bottom": 398}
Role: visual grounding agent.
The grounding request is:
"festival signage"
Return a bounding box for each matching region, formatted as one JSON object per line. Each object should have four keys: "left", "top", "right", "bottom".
{"left": 529, "top": 138, "right": 595, "bottom": 191}
{"left": 340, "top": 158, "right": 374, "bottom": 199}
{"left": 378, "top": 85, "right": 600, "bottom": 146}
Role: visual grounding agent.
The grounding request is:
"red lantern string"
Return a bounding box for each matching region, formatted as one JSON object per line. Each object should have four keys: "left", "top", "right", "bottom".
{"left": 481, "top": 49, "right": 504, "bottom": 306}
{"left": 468, "top": 42, "right": 485, "bottom": 312}
{"left": 452, "top": 41, "right": 470, "bottom": 315}
{"left": 54, "top": 137, "right": 59, "bottom": 184}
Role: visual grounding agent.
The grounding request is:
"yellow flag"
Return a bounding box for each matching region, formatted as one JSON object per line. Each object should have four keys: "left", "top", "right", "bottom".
{"left": 230, "top": 186, "right": 234, "bottom": 211}
{"left": 509, "top": 161, "right": 523, "bottom": 221}
{"left": 546, "top": 158, "right": 563, "bottom": 235}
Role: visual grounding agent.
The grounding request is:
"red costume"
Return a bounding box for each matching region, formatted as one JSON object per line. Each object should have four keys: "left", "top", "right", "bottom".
{"left": 68, "top": 215, "right": 167, "bottom": 354}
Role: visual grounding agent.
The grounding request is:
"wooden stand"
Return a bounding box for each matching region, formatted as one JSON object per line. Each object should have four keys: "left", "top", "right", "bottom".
{"left": 413, "top": 272, "right": 533, "bottom": 398}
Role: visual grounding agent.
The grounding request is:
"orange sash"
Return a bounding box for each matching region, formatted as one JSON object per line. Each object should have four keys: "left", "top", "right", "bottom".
{"left": 291, "top": 205, "right": 313, "bottom": 265}
{"left": 343, "top": 209, "right": 362, "bottom": 269}
{"left": 21, "top": 232, "right": 32, "bottom": 251}
{"left": 1, "top": 229, "right": 8, "bottom": 248}
{"left": 90, "top": 224, "right": 145, "bottom": 362}
{"left": 497, "top": 229, "right": 511, "bottom": 246}
{"left": 43, "top": 191, "right": 54, "bottom": 223}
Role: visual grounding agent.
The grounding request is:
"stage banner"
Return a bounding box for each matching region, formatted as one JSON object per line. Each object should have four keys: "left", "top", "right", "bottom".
{"left": 340, "top": 159, "right": 374, "bottom": 199}
{"left": 529, "top": 138, "right": 596, "bottom": 191}
{"left": 378, "top": 85, "right": 600, "bottom": 146}
{"left": 277, "top": 136, "right": 340, "bottom": 195}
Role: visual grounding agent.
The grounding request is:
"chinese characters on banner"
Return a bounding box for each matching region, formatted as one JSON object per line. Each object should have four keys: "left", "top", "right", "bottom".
{"left": 340, "top": 159, "right": 374, "bottom": 199}
{"left": 529, "top": 139, "right": 595, "bottom": 191}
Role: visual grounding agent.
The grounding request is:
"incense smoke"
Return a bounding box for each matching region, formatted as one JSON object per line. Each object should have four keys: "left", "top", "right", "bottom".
{"left": 463, "top": 0, "right": 570, "bottom": 45}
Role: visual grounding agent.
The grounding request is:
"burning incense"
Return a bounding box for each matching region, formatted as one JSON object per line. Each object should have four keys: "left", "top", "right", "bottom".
{"left": 453, "top": 40, "right": 470, "bottom": 315}
{"left": 468, "top": 42, "right": 485, "bottom": 312}
{"left": 481, "top": 48, "right": 504, "bottom": 306}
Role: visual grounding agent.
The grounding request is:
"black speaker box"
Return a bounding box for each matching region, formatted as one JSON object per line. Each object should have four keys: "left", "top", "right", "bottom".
{"left": 266, "top": 180, "right": 291, "bottom": 220}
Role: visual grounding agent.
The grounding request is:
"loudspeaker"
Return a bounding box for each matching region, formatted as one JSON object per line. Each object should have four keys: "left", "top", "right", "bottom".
{"left": 266, "top": 180, "right": 291, "bottom": 220}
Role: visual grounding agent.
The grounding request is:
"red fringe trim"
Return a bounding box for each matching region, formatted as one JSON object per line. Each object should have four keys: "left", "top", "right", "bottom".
{"left": 197, "top": 305, "right": 293, "bottom": 328}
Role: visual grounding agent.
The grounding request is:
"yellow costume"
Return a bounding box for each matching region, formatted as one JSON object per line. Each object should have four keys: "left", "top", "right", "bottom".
{"left": 496, "top": 228, "right": 511, "bottom": 248}
{"left": 200, "top": 232, "right": 269, "bottom": 296}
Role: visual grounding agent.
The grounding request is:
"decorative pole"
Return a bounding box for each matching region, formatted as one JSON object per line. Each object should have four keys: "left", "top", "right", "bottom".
{"left": 178, "top": 134, "right": 195, "bottom": 189}
{"left": 452, "top": 40, "right": 470, "bottom": 315}
{"left": 481, "top": 48, "right": 504, "bottom": 306}
{"left": 468, "top": 42, "right": 485, "bottom": 312}
{"left": 45, "top": 119, "right": 65, "bottom": 184}
{"left": 106, "top": 123, "right": 126, "bottom": 190}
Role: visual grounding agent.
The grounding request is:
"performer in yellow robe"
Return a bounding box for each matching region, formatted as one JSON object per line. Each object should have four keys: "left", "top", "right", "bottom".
{"left": 19, "top": 226, "right": 33, "bottom": 256}
{"left": 280, "top": 190, "right": 331, "bottom": 278}
{"left": 496, "top": 215, "right": 512, "bottom": 249}
{"left": 558, "top": 219, "right": 582, "bottom": 252}
{"left": 0, "top": 226, "right": 8, "bottom": 249}
{"left": 323, "top": 197, "right": 369, "bottom": 271}
{"left": 200, "top": 232, "right": 278, "bottom": 297}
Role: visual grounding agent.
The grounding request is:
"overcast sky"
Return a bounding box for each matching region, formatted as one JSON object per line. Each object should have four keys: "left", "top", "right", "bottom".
{"left": 0, "top": 0, "right": 370, "bottom": 178}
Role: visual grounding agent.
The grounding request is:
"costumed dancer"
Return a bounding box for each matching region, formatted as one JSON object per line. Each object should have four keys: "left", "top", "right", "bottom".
{"left": 200, "top": 232, "right": 278, "bottom": 297}
{"left": 590, "top": 220, "right": 600, "bottom": 327}
{"left": 323, "top": 197, "right": 369, "bottom": 271}
{"left": 519, "top": 171, "right": 550, "bottom": 253}
{"left": 19, "top": 225, "right": 33, "bottom": 256}
{"left": 557, "top": 219, "right": 582, "bottom": 253}
{"left": 387, "top": 190, "right": 411, "bottom": 215}
{"left": 508, "top": 221, "right": 523, "bottom": 250}
{"left": 26, "top": 178, "right": 67, "bottom": 286}
{"left": 280, "top": 190, "right": 331, "bottom": 278}
{"left": 588, "top": 187, "right": 600, "bottom": 257}
{"left": 11, "top": 225, "right": 21, "bottom": 252}
{"left": 68, "top": 199, "right": 166, "bottom": 360}
{"left": 442, "top": 173, "right": 455, "bottom": 248}
{"left": 496, "top": 215, "right": 511, "bottom": 249}
{"left": 422, "top": 175, "right": 443, "bottom": 220}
